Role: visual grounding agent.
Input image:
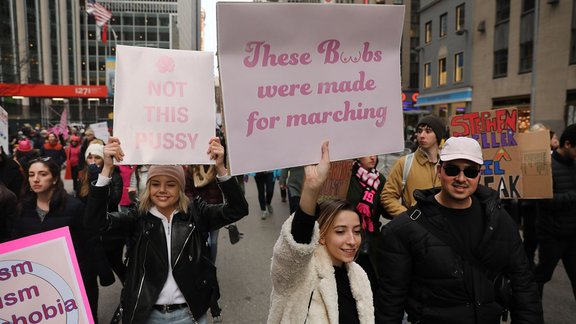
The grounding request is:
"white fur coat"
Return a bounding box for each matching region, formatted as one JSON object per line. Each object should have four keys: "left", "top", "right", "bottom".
{"left": 267, "top": 215, "right": 374, "bottom": 324}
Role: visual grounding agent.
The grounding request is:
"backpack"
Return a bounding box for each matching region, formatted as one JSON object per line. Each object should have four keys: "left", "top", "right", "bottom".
{"left": 401, "top": 152, "right": 415, "bottom": 197}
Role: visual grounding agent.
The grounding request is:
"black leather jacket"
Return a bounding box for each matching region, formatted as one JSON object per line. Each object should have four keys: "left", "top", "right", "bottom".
{"left": 376, "top": 185, "right": 543, "bottom": 324}
{"left": 85, "top": 177, "right": 249, "bottom": 323}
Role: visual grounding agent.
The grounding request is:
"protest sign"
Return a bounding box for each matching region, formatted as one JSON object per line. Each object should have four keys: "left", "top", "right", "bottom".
{"left": 0, "top": 105, "right": 7, "bottom": 153}
{"left": 89, "top": 121, "right": 109, "bottom": 143}
{"left": 0, "top": 227, "right": 93, "bottom": 324}
{"left": 217, "top": 3, "right": 405, "bottom": 175}
{"left": 319, "top": 160, "right": 353, "bottom": 202}
{"left": 113, "top": 45, "right": 216, "bottom": 165}
{"left": 450, "top": 108, "right": 552, "bottom": 199}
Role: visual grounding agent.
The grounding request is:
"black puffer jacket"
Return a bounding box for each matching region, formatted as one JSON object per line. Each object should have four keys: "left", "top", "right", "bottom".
{"left": 376, "top": 185, "right": 542, "bottom": 324}
{"left": 85, "top": 177, "right": 248, "bottom": 324}
{"left": 537, "top": 150, "right": 576, "bottom": 238}
{"left": 13, "top": 194, "right": 87, "bottom": 263}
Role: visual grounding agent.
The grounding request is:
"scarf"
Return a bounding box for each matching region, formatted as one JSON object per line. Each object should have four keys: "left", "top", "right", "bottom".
{"left": 192, "top": 165, "right": 216, "bottom": 188}
{"left": 352, "top": 160, "right": 381, "bottom": 233}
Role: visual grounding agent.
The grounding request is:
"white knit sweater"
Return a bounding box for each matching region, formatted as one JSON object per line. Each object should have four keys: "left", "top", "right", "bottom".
{"left": 267, "top": 215, "right": 374, "bottom": 324}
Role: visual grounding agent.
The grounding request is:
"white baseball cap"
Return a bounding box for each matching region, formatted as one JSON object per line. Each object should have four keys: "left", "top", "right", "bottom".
{"left": 440, "top": 137, "right": 483, "bottom": 165}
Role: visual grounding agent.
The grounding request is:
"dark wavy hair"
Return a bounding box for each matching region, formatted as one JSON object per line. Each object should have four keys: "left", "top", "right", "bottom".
{"left": 24, "top": 157, "right": 68, "bottom": 212}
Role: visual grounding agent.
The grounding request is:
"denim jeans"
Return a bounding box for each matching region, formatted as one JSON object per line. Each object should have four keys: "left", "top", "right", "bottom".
{"left": 146, "top": 308, "right": 207, "bottom": 324}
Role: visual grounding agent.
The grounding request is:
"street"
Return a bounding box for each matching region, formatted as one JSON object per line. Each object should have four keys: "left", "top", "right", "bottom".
{"left": 67, "top": 175, "right": 576, "bottom": 323}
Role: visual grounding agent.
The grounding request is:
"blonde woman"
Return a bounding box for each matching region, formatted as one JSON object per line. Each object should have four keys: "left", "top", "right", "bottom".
{"left": 86, "top": 136, "right": 248, "bottom": 324}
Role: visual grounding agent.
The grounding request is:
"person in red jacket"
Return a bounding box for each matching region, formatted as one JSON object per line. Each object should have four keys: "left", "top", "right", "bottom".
{"left": 65, "top": 135, "right": 82, "bottom": 193}
{"left": 40, "top": 132, "right": 66, "bottom": 168}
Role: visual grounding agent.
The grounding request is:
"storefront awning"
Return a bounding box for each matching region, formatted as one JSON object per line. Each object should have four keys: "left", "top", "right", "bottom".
{"left": 414, "top": 87, "right": 472, "bottom": 107}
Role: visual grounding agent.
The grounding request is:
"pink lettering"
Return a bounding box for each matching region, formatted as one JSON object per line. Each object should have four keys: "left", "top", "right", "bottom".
{"left": 246, "top": 111, "right": 281, "bottom": 137}
{"left": 148, "top": 81, "right": 188, "bottom": 97}
{"left": 242, "top": 41, "right": 312, "bottom": 68}
{"left": 257, "top": 83, "right": 312, "bottom": 99}
{"left": 134, "top": 132, "right": 198, "bottom": 149}
{"left": 144, "top": 106, "right": 189, "bottom": 123}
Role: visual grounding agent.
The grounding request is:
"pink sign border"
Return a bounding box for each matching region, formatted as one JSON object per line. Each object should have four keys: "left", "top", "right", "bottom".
{"left": 0, "top": 226, "right": 94, "bottom": 324}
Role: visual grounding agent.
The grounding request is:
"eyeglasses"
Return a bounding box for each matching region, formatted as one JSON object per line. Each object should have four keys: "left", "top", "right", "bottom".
{"left": 442, "top": 164, "right": 480, "bottom": 178}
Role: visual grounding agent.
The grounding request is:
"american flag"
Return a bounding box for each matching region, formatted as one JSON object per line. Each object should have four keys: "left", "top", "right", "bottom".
{"left": 86, "top": 0, "right": 112, "bottom": 27}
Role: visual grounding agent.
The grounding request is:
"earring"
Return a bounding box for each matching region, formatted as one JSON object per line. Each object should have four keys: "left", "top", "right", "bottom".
{"left": 53, "top": 182, "right": 56, "bottom": 185}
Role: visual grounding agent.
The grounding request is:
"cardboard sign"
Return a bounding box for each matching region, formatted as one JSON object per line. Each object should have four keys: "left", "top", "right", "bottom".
{"left": 0, "top": 105, "right": 7, "bottom": 153}
{"left": 113, "top": 45, "right": 216, "bottom": 165}
{"left": 0, "top": 227, "right": 93, "bottom": 324}
{"left": 217, "top": 3, "right": 405, "bottom": 175}
{"left": 319, "top": 160, "right": 353, "bottom": 202}
{"left": 89, "top": 121, "right": 110, "bottom": 143}
{"left": 450, "top": 108, "right": 552, "bottom": 199}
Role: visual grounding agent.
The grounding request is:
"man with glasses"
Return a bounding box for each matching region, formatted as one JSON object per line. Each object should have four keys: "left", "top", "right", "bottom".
{"left": 381, "top": 114, "right": 446, "bottom": 217}
{"left": 376, "top": 136, "right": 543, "bottom": 324}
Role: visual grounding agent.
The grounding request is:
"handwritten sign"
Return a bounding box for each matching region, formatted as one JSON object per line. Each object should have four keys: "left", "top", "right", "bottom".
{"left": 113, "top": 45, "right": 215, "bottom": 165}
{"left": 89, "top": 121, "right": 110, "bottom": 143}
{"left": 319, "top": 160, "right": 353, "bottom": 202}
{"left": 0, "top": 227, "right": 93, "bottom": 324}
{"left": 450, "top": 108, "right": 552, "bottom": 199}
{"left": 217, "top": 3, "right": 405, "bottom": 175}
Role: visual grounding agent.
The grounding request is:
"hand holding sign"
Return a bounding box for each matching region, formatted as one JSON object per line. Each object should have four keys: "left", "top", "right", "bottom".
{"left": 300, "top": 141, "right": 330, "bottom": 216}
{"left": 102, "top": 137, "right": 124, "bottom": 177}
{"left": 207, "top": 137, "right": 228, "bottom": 176}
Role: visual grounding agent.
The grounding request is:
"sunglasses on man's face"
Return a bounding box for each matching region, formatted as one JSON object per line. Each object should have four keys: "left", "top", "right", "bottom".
{"left": 442, "top": 164, "right": 481, "bottom": 178}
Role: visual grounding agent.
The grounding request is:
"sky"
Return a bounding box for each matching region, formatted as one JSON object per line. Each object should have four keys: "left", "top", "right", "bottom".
{"left": 201, "top": 0, "right": 252, "bottom": 76}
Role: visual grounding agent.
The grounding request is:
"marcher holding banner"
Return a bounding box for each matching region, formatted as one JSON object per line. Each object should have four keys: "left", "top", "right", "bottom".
{"left": 9, "top": 157, "right": 98, "bottom": 322}
{"left": 87, "top": 136, "right": 248, "bottom": 324}
{"left": 268, "top": 142, "right": 374, "bottom": 324}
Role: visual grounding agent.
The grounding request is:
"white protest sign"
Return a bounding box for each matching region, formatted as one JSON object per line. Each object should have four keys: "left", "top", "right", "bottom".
{"left": 217, "top": 3, "right": 405, "bottom": 175}
{"left": 113, "top": 45, "right": 216, "bottom": 165}
{"left": 0, "top": 105, "right": 8, "bottom": 153}
{"left": 89, "top": 121, "right": 109, "bottom": 143}
{"left": 0, "top": 227, "right": 93, "bottom": 324}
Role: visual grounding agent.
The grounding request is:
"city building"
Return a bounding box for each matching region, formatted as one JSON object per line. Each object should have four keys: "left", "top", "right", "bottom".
{"left": 0, "top": 0, "right": 198, "bottom": 130}
{"left": 419, "top": 0, "right": 576, "bottom": 133}
{"left": 416, "top": 0, "right": 472, "bottom": 122}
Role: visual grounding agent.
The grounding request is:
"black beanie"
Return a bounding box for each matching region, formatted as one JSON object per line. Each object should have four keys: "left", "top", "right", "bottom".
{"left": 417, "top": 114, "right": 446, "bottom": 145}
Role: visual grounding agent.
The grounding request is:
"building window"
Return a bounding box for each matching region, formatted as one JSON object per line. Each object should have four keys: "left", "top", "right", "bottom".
{"left": 494, "top": 0, "right": 510, "bottom": 78}
{"left": 440, "top": 13, "right": 448, "bottom": 37}
{"left": 571, "top": 0, "right": 576, "bottom": 64}
{"left": 454, "top": 52, "right": 464, "bottom": 82}
{"left": 425, "top": 21, "right": 432, "bottom": 43}
{"left": 456, "top": 4, "right": 465, "bottom": 32}
{"left": 519, "top": 0, "right": 535, "bottom": 73}
{"left": 424, "top": 63, "right": 431, "bottom": 88}
{"left": 496, "top": 0, "right": 510, "bottom": 22}
{"left": 438, "top": 58, "right": 447, "bottom": 85}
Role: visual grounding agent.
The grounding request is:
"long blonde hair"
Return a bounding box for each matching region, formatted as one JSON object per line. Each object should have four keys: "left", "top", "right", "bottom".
{"left": 137, "top": 181, "right": 190, "bottom": 214}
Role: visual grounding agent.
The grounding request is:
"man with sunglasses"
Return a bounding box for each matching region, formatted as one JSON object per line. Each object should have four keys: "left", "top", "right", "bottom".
{"left": 376, "top": 136, "right": 542, "bottom": 324}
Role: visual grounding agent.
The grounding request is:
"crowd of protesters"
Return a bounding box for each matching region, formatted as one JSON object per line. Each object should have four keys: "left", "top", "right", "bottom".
{"left": 2, "top": 116, "right": 576, "bottom": 324}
